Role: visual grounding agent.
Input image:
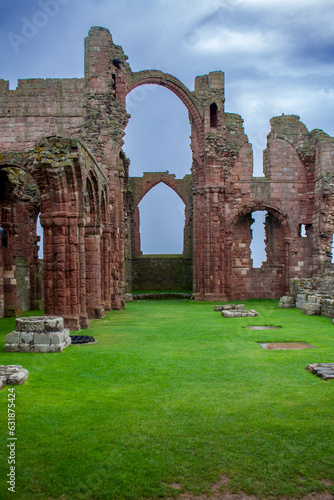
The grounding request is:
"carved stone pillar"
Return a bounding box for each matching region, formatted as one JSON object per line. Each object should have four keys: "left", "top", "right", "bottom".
{"left": 85, "top": 223, "right": 105, "bottom": 319}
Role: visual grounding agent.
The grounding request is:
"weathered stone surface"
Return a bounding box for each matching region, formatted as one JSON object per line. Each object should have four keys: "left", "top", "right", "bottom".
{"left": 214, "top": 305, "right": 224, "bottom": 311}
{"left": 124, "top": 293, "right": 133, "bottom": 302}
{"left": 0, "top": 365, "right": 29, "bottom": 389}
{"left": 291, "top": 275, "right": 334, "bottom": 319}
{"left": 279, "top": 295, "right": 295, "bottom": 308}
{"left": 221, "top": 304, "right": 259, "bottom": 317}
{"left": 305, "top": 363, "right": 334, "bottom": 380}
{"left": 302, "top": 303, "right": 321, "bottom": 316}
{"left": 4, "top": 316, "right": 71, "bottom": 353}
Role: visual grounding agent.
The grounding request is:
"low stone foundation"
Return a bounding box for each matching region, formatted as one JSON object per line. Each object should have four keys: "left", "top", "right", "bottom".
{"left": 4, "top": 316, "right": 71, "bottom": 353}
{"left": 216, "top": 304, "right": 259, "bottom": 318}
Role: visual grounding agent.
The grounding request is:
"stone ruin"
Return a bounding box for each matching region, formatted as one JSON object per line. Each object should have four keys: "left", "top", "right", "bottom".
{"left": 0, "top": 26, "right": 334, "bottom": 330}
{"left": 215, "top": 304, "right": 259, "bottom": 317}
{"left": 4, "top": 316, "right": 71, "bottom": 353}
{"left": 305, "top": 363, "right": 334, "bottom": 381}
{"left": 279, "top": 271, "right": 334, "bottom": 321}
{"left": 0, "top": 365, "right": 29, "bottom": 390}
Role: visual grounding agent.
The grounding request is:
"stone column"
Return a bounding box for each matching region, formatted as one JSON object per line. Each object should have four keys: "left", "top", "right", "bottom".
{"left": 284, "top": 237, "right": 292, "bottom": 295}
{"left": 192, "top": 188, "right": 205, "bottom": 299}
{"left": 101, "top": 225, "right": 112, "bottom": 311}
{"left": 41, "top": 218, "right": 55, "bottom": 316}
{"left": 85, "top": 223, "right": 104, "bottom": 319}
{"left": 41, "top": 214, "right": 90, "bottom": 330}
{"left": 78, "top": 218, "right": 90, "bottom": 329}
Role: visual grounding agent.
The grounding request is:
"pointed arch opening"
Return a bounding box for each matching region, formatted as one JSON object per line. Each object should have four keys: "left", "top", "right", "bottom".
{"left": 138, "top": 183, "right": 185, "bottom": 255}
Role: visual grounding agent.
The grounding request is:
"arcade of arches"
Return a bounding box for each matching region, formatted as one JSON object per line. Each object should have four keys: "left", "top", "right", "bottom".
{"left": 1, "top": 26, "right": 334, "bottom": 329}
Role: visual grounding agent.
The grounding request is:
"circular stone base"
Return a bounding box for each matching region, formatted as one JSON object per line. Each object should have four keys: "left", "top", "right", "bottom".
{"left": 4, "top": 316, "right": 70, "bottom": 353}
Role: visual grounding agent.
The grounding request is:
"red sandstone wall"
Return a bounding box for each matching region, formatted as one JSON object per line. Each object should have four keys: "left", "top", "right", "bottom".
{"left": 0, "top": 78, "right": 85, "bottom": 152}
{"left": 1, "top": 27, "right": 334, "bottom": 323}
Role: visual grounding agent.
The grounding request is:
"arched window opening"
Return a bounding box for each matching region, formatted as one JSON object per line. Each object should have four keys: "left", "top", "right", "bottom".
{"left": 250, "top": 211, "right": 266, "bottom": 268}
{"left": 138, "top": 183, "right": 185, "bottom": 255}
{"left": 36, "top": 213, "right": 43, "bottom": 259}
{"left": 210, "top": 103, "right": 218, "bottom": 128}
{"left": 124, "top": 85, "right": 192, "bottom": 179}
{"left": 299, "top": 223, "right": 312, "bottom": 238}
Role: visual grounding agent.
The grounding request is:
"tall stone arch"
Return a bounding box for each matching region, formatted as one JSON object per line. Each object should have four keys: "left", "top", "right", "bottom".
{"left": 127, "top": 70, "right": 205, "bottom": 173}
{"left": 0, "top": 162, "right": 40, "bottom": 318}
{"left": 22, "top": 136, "right": 112, "bottom": 329}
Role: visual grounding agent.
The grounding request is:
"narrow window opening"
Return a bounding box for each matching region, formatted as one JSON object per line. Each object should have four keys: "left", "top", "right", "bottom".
{"left": 210, "top": 103, "right": 218, "bottom": 128}
{"left": 0, "top": 227, "right": 8, "bottom": 248}
{"left": 250, "top": 211, "right": 266, "bottom": 268}
{"left": 36, "top": 213, "right": 43, "bottom": 259}
{"left": 300, "top": 224, "right": 307, "bottom": 237}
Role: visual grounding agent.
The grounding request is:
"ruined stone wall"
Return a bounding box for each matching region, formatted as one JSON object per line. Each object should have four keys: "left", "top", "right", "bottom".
{"left": 132, "top": 256, "right": 192, "bottom": 292}
{"left": 1, "top": 26, "right": 334, "bottom": 327}
{"left": 0, "top": 78, "right": 84, "bottom": 151}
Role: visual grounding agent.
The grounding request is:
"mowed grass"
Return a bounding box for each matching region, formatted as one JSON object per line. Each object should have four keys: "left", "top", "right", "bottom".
{"left": 0, "top": 299, "right": 333, "bottom": 500}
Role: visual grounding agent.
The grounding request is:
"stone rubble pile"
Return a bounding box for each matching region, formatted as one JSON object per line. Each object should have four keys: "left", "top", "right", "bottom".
{"left": 4, "top": 316, "right": 71, "bottom": 353}
{"left": 0, "top": 365, "right": 29, "bottom": 390}
{"left": 215, "top": 304, "right": 259, "bottom": 317}
{"left": 305, "top": 363, "right": 334, "bottom": 380}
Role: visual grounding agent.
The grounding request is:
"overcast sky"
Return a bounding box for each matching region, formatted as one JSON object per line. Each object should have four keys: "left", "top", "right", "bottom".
{"left": 1, "top": 0, "right": 334, "bottom": 261}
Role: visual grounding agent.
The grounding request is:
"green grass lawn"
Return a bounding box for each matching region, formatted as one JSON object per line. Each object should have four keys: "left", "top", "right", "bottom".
{"left": 0, "top": 299, "right": 333, "bottom": 500}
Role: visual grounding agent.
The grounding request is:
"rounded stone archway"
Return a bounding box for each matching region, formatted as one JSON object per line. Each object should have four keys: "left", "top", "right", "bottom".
{"left": 127, "top": 70, "right": 205, "bottom": 162}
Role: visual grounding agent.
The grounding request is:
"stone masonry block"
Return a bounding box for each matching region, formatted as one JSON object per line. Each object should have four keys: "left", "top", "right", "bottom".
{"left": 19, "top": 333, "right": 34, "bottom": 344}
{"left": 34, "top": 333, "right": 51, "bottom": 345}
{"left": 7, "top": 369, "right": 29, "bottom": 385}
{"left": 3, "top": 344, "right": 19, "bottom": 353}
{"left": 5, "top": 332, "right": 20, "bottom": 344}
{"left": 32, "top": 345, "right": 53, "bottom": 353}
{"left": 302, "top": 303, "right": 321, "bottom": 316}
{"left": 307, "top": 295, "right": 322, "bottom": 304}
{"left": 50, "top": 332, "right": 65, "bottom": 345}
